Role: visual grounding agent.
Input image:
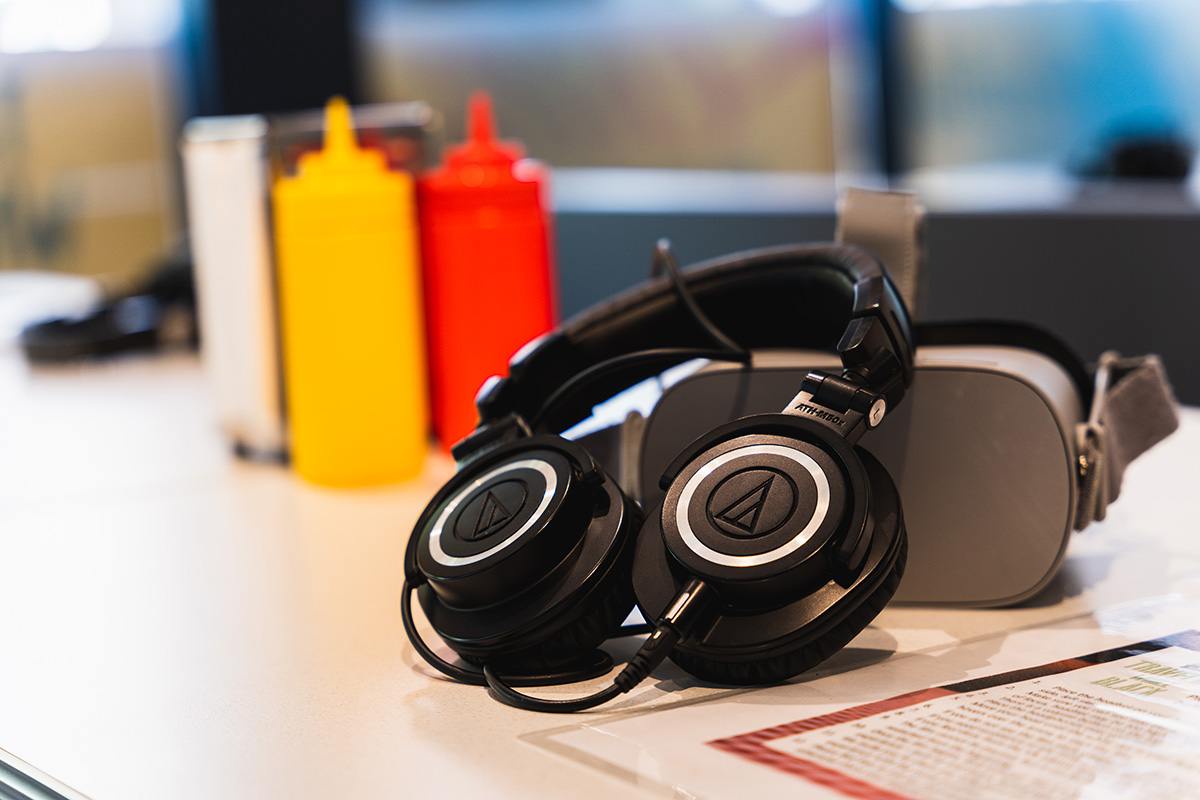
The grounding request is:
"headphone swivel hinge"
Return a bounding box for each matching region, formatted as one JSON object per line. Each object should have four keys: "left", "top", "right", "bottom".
{"left": 450, "top": 413, "right": 533, "bottom": 466}
{"left": 786, "top": 373, "right": 887, "bottom": 443}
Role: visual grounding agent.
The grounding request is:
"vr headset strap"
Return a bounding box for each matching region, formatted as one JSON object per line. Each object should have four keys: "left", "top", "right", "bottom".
{"left": 1075, "top": 352, "right": 1179, "bottom": 530}
{"left": 837, "top": 188, "right": 925, "bottom": 315}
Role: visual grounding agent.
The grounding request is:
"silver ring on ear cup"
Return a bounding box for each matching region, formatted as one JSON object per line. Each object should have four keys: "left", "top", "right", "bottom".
{"left": 675, "top": 444, "right": 831, "bottom": 569}
{"left": 427, "top": 458, "right": 558, "bottom": 567}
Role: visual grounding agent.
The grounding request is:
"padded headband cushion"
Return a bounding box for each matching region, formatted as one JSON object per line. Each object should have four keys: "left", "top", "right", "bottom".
{"left": 480, "top": 244, "right": 900, "bottom": 432}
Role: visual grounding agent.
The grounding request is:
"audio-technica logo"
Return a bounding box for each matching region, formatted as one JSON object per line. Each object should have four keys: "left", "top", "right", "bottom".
{"left": 455, "top": 479, "right": 528, "bottom": 541}
{"left": 473, "top": 491, "right": 512, "bottom": 537}
{"left": 793, "top": 402, "right": 843, "bottom": 426}
{"left": 705, "top": 467, "right": 798, "bottom": 539}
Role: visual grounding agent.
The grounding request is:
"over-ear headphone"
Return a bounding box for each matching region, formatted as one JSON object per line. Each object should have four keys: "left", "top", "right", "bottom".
{"left": 402, "top": 241, "right": 914, "bottom": 712}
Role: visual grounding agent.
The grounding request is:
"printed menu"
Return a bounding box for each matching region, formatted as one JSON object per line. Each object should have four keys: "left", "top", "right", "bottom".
{"left": 711, "top": 631, "right": 1200, "bottom": 799}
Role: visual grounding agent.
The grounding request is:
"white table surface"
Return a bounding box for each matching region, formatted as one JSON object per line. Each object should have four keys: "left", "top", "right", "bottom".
{"left": 0, "top": 352, "right": 1196, "bottom": 800}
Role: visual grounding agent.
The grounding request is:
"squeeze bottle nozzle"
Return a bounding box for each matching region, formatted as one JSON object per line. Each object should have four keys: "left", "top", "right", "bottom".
{"left": 468, "top": 92, "right": 496, "bottom": 145}
{"left": 323, "top": 96, "right": 358, "bottom": 157}
{"left": 298, "top": 96, "right": 384, "bottom": 175}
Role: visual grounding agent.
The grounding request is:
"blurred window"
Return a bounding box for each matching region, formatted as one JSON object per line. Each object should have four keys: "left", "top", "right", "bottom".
{"left": 0, "top": 0, "right": 180, "bottom": 53}
{"left": 0, "top": 0, "right": 182, "bottom": 280}
{"left": 893, "top": 0, "right": 1200, "bottom": 171}
{"left": 357, "top": 0, "right": 836, "bottom": 171}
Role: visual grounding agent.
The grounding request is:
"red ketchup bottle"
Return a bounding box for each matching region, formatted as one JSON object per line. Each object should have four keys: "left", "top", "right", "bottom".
{"left": 419, "top": 92, "right": 557, "bottom": 449}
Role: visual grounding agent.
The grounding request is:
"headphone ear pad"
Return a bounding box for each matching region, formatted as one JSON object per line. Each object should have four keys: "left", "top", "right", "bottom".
{"left": 460, "top": 496, "right": 642, "bottom": 673}
{"left": 669, "top": 532, "right": 906, "bottom": 686}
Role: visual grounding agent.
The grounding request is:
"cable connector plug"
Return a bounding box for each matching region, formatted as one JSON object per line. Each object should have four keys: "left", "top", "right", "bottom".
{"left": 614, "top": 626, "right": 680, "bottom": 691}
{"left": 615, "top": 579, "right": 715, "bottom": 692}
{"left": 480, "top": 579, "right": 716, "bottom": 713}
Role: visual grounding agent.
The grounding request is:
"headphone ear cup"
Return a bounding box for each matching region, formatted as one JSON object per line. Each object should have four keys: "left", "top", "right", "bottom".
{"left": 636, "top": 437, "right": 907, "bottom": 687}
{"left": 669, "top": 532, "right": 906, "bottom": 685}
{"left": 409, "top": 434, "right": 643, "bottom": 681}
{"left": 461, "top": 495, "right": 642, "bottom": 673}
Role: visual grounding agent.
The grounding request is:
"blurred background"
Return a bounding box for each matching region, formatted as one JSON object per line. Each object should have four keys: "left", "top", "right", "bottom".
{"left": 1, "top": 0, "right": 1198, "bottom": 395}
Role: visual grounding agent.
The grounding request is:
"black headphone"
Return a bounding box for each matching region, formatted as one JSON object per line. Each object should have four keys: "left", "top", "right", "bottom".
{"left": 402, "top": 241, "right": 914, "bottom": 712}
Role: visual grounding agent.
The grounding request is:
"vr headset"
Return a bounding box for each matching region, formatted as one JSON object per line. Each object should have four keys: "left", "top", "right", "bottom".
{"left": 402, "top": 190, "right": 1178, "bottom": 712}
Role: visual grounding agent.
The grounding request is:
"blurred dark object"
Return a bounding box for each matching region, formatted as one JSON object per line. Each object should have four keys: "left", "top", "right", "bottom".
{"left": 1079, "top": 131, "right": 1194, "bottom": 182}
{"left": 20, "top": 250, "right": 197, "bottom": 363}
{"left": 182, "top": 0, "right": 360, "bottom": 118}
{"left": 549, "top": 170, "right": 1200, "bottom": 405}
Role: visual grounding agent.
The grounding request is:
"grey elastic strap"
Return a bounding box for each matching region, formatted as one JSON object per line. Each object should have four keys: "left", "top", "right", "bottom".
{"left": 836, "top": 188, "right": 925, "bottom": 314}
{"left": 1074, "top": 352, "right": 1179, "bottom": 530}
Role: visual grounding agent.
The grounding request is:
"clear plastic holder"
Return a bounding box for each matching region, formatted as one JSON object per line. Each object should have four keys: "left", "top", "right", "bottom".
{"left": 524, "top": 580, "right": 1200, "bottom": 799}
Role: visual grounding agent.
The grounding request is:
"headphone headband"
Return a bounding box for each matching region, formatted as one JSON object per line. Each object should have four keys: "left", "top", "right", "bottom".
{"left": 472, "top": 243, "right": 913, "bottom": 442}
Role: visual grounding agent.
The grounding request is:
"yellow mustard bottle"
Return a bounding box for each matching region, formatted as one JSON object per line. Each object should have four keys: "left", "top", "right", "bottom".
{"left": 273, "top": 97, "right": 427, "bottom": 486}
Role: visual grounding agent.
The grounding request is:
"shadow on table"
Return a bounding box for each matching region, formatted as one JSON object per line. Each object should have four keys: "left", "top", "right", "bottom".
{"left": 1015, "top": 550, "right": 1117, "bottom": 608}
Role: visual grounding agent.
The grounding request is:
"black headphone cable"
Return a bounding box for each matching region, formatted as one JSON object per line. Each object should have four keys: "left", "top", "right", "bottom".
{"left": 402, "top": 581, "right": 672, "bottom": 691}
{"left": 526, "top": 240, "right": 752, "bottom": 432}
{"left": 651, "top": 239, "right": 747, "bottom": 358}
{"left": 482, "top": 578, "right": 716, "bottom": 713}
